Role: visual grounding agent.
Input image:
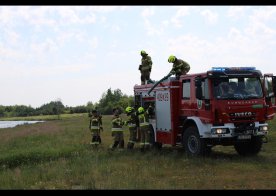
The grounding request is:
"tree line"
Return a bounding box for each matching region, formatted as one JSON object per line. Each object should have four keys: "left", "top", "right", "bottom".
{"left": 0, "top": 88, "right": 134, "bottom": 117}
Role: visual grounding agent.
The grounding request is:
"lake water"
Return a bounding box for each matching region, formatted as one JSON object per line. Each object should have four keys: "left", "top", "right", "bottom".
{"left": 0, "top": 121, "right": 44, "bottom": 129}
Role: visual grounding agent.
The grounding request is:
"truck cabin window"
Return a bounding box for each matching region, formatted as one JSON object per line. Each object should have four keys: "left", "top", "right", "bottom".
{"left": 214, "top": 77, "right": 263, "bottom": 100}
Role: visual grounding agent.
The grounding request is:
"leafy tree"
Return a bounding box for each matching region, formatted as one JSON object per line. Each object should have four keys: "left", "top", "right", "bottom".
{"left": 86, "top": 101, "right": 94, "bottom": 113}
{"left": 37, "top": 101, "right": 64, "bottom": 115}
{"left": 0, "top": 106, "right": 5, "bottom": 117}
{"left": 97, "top": 88, "right": 134, "bottom": 115}
{"left": 0, "top": 88, "right": 134, "bottom": 118}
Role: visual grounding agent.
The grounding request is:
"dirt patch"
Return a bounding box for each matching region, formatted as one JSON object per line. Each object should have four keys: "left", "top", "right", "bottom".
{"left": 0, "top": 121, "right": 61, "bottom": 142}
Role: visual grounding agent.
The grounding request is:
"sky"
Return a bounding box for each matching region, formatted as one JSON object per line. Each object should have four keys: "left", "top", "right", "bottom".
{"left": 1, "top": 6, "right": 276, "bottom": 108}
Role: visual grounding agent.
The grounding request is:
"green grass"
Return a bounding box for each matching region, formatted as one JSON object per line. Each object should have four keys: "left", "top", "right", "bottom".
{"left": 0, "top": 114, "right": 276, "bottom": 189}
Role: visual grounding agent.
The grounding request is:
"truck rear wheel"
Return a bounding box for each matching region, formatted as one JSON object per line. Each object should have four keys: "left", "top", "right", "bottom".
{"left": 183, "top": 126, "right": 206, "bottom": 156}
{"left": 234, "top": 136, "right": 263, "bottom": 156}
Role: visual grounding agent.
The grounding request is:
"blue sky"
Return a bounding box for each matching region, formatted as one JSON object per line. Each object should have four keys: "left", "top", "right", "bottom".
{"left": 1, "top": 6, "right": 276, "bottom": 108}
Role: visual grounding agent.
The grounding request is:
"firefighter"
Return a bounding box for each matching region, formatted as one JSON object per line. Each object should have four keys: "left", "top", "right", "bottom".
{"left": 168, "top": 55, "right": 190, "bottom": 80}
{"left": 137, "top": 106, "right": 151, "bottom": 151}
{"left": 125, "top": 106, "right": 139, "bottom": 150}
{"left": 139, "top": 50, "right": 153, "bottom": 85}
{"left": 110, "top": 108, "right": 125, "bottom": 150}
{"left": 89, "top": 109, "right": 103, "bottom": 147}
{"left": 134, "top": 103, "right": 141, "bottom": 142}
{"left": 220, "top": 83, "right": 230, "bottom": 97}
{"left": 147, "top": 103, "right": 155, "bottom": 119}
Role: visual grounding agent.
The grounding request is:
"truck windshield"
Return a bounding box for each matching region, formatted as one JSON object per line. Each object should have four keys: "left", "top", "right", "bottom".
{"left": 213, "top": 77, "right": 263, "bottom": 100}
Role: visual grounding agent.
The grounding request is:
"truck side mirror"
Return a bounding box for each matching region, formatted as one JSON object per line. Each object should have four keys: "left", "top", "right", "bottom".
{"left": 195, "top": 77, "right": 202, "bottom": 100}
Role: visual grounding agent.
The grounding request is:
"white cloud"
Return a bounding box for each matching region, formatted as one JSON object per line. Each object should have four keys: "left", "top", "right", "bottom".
{"left": 106, "top": 51, "right": 128, "bottom": 58}
{"left": 245, "top": 21, "right": 276, "bottom": 41}
{"left": 3, "top": 29, "right": 20, "bottom": 45}
{"left": 99, "top": 16, "right": 107, "bottom": 24}
{"left": 57, "top": 7, "right": 80, "bottom": 23}
{"left": 142, "top": 7, "right": 155, "bottom": 17}
{"left": 250, "top": 6, "right": 276, "bottom": 22}
{"left": 243, "top": 8, "right": 276, "bottom": 46}
{"left": 31, "top": 38, "right": 59, "bottom": 54}
{"left": 111, "top": 24, "right": 121, "bottom": 32}
{"left": 0, "top": 43, "right": 25, "bottom": 60}
{"left": 1, "top": 6, "right": 276, "bottom": 107}
{"left": 144, "top": 19, "right": 162, "bottom": 36}
{"left": 56, "top": 7, "right": 96, "bottom": 25}
{"left": 171, "top": 7, "right": 190, "bottom": 28}
{"left": 111, "top": 40, "right": 118, "bottom": 48}
{"left": 166, "top": 29, "right": 275, "bottom": 74}
{"left": 56, "top": 30, "right": 84, "bottom": 45}
{"left": 88, "top": 37, "right": 99, "bottom": 49}
{"left": 0, "top": 7, "right": 17, "bottom": 26}
{"left": 200, "top": 9, "right": 218, "bottom": 25}
{"left": 162, "top": 20, "right": 169, "bottom": 27}
{"left": 1, "top": 6, "right": 98, "bottom": 28}
{"left": 93, "top": 70, "right": 140, "bottom": 98}
{"left": 141, "top": 7, "right": 163, "bottom": 36}
{"left": 0, "top": 62, "right": 92, "bottom": 81}
{"left": 16, "top": 6, "right": 57, "bottom": 27}
{"left": 227, "top": 6, "right": 249, "bottom": 19}
{"left": 87, "top": 6, "right": 120, "bottom": 13}
{"left": 3, "top": 68, "right": 138, "bottom": 108}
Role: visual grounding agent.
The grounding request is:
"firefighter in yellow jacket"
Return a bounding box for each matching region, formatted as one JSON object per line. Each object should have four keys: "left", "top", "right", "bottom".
{"left": 89, "top": 109, "right": 103, "bottom": 147}
{"left": 125, "top": 106, "right": 139, "bottom": 150}
{"left": 137, "top": 106, "right": 151, "bottom": 151}
{"left": 110, "top": 108, "right": 125, "bottom": 150}
{"left": 139, "top": 50, "right": 152, "bottom": 85}
{"left": 168, "top": 55, "right": 190, "bottom": 80}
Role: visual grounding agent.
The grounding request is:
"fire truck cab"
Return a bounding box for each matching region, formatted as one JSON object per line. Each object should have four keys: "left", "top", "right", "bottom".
{"left": 134, "top": 67, "right": 276, "bottom": 156}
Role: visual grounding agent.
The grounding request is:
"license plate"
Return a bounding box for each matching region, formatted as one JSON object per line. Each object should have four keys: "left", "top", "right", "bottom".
{"left": 238, "top": 135, "right": 251, "bottom": 140}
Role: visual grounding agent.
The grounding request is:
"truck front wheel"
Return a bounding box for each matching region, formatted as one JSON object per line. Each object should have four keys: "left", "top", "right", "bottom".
{"left": 183, "top": 126, "right": 206, "bottom": 156}
{"left": 234, "top": 136, "right": 263, "bottom": 156}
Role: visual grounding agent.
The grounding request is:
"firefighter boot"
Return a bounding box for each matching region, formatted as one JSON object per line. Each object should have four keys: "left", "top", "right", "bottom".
{"left": 119, "top": 139, "right": 125, "bottom": 149}
{"left": 90, "top": 136, "right": 96, "bottom": 145}
{"left": 127, "top": 142, "right": 131, "bottom": 149}
{"left": 127, "top": 142, "right": 134, "bottom": 150}
{"left": 140, "top": 144, "right": 145, "bottom": 152}
{"left": 98, "top": 136, "right": 102, "bottom": 144}
{"left": 91, "top": 136, "right": 98, "bottom": 148}
{"left": 148, "top": 78, "right": 154, "bottom": 84}
{"left": 145, "top": 144, "right": 150, "bottom": 151}
{"left": 111, "top": 141, "right": 120, "bottom": 150}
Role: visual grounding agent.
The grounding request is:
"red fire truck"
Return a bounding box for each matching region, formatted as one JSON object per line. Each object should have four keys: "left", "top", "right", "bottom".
{"left": 134, "top": 67, "right": 276, "bottom": 156}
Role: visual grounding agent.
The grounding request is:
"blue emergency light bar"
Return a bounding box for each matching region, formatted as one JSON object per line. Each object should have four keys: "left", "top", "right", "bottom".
{"left": 211, "top": 67, "right": 256, "bottom": 72}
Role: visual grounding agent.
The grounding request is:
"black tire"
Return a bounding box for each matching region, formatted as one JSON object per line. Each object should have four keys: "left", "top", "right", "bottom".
{"left": 234, "top": 136, "right": 263, "bottom": 156}
{"left": 183, "top": 126, "right": 206, "bottom": 156}
{"left": 153, "top": 142, "right": 163, "bottom": 150}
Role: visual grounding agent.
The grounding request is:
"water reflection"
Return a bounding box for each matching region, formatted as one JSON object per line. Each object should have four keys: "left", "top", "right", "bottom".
{"left": 0, "top": 121, "right": 44, "bottom": 129}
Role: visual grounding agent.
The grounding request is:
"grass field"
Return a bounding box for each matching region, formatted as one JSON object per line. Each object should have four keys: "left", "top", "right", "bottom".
{"left": 0, "top": 113, "right": 275, "bottom": 189}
